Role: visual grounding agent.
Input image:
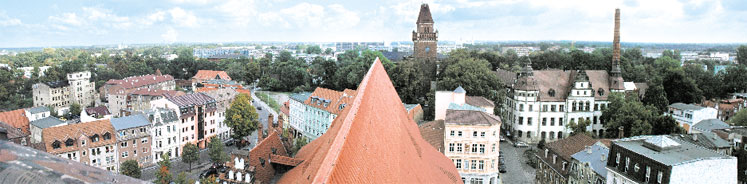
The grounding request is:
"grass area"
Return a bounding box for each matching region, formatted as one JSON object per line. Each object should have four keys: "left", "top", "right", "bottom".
{"left": 256, "top": 92, "right": 281, "bottom": 112}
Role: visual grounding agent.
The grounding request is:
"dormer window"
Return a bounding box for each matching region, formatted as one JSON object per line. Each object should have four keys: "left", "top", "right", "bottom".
{"left": 52, "top": 140, "right": 61, "bottom": 149}
{"left": 90, "top": 134, "right": 100, "bottom": 142}
{"left": 65, "top": 138, "right": 74, "bottom": 147}
{"left": 598, "top": 88, "right": 605, "bottom": 96}
{"left": 259, "top": 158, "right": 266, "bottom": 167}
{"left": 548, "top": 89, "right": 556, "bottom": 97}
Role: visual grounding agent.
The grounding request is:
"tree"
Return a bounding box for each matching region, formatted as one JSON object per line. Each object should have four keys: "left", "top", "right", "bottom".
{"left": 120, "top": 160, "right": 141, "bottom": 178}
{"left": 225, "top": 93, "right": 259, "bottom": 142}
{"left": 306, "top": 45, "right": 323, "bottom": 54}
{"left": 651, "top": 115, "right": 685, "bottom": 135}
{"left": 290, "top": 136, "right": 308, "bottom": 156}
{"left": 200, "top": 175, "right": 219, "bottom": 184}
{"left": 155, "top": 153, "right": 172, "bottom": 184}
{"left": 731, "top": 109, "right": 747, "bottom": 126}
{"left": 662, "top": 68, "right": 702, "bottom": 104}
{"left": 174, "top": 172, "right": 193, "bottom": 184}
{"left": 438, "top": 57, "right": 502, "bottom": 98}
{"left": 208, "top": 137, "right": 229, "bottom": 164}
{"left": 602, "top": 93, "right": 657, "bottom": 138}
{"left": 68, "top": 103, "right": 82, "bottom": 119}
{"left": 324, "top": 48, "right": 333, "bottom": 55}
{"left": 642, "top": 78, "right": 669, "bottom": 114}
{"left": 567, "top": 118, "right": 591, "bottom": 137}
{"left": 390, "top": 59, "right": 429, "bottom": 104}
{"left": 737, "top": 45, "right": 747, "bottom": 65}
{"left": 662, "top": 50, "right": 681, "bottom": 61}
{"left": 181, "top": 142, "right": 199, "bottom": 171}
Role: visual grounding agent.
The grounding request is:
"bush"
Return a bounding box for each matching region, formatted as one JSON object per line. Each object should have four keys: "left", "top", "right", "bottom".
{"left": 523, "top": 149, "right": 538, "bottom": 168}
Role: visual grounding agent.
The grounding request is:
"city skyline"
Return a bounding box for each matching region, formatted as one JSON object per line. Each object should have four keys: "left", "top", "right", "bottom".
{"left": 1, "top": 0, "right": 746, "bottom": 48}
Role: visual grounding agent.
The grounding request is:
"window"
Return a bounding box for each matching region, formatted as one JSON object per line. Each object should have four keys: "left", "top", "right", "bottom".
{"left": 657, "top": 171, "right": 663, "bottom": 183}
{"left": 559, "top": 118, "right": 564, "bottom": 126}
{"left": 553, "top": 155, "right": 557, "bottom": 164}
{"left": 122, "top": 151, "right": 128, "bottom": 158}
{"left": 472, "top": 144, "right": 478, "bottom": 153}
{"left": 471, "top": 160, "right": 477, "bottom": 170}
{"left": 559, "top": 105, "right": 565, "bottom": 112}
{"left": 449, "top": 143, "right": 455, "bottom": 152}
{"left": 529, "top": 105, "right": 533, "bottom": 112}
{"left": 542, "top": 118, "right": 547, "bottom": 126}
{"left": 517, "top": 131, "right": 523, "bottom": 138}
{"left": 473, "top": 131, "right": 478, "bottom": 137}
{"left": 551, "top": 105, "right": 556, "bottom": 112}
{"left": 458, "top": 131, "right": 463, "bottom": 137}
{"left": 479, "top": 144, "right": 485, "bottom": 153}
{"left": 558, "top": 132, "right": 563, "bottom": 139}
{"left": 456, "top": 159, "right": 462, "bottom": 169}
{"left": 645, "top": 167, "right": 651, "bottom": 182}
{"left": 103, "top": 132, "right": 111, "bottom": 140}
{"left": 634, "top": 163, "right": 640, "bottom": 172}
{"left": 550, "top": 118, "right": 555, "bottom": 126}
{"left": 52, "top": 141, "right": 61, "bottom": 149}
{"left": 81, "top": 140, "right": 86, "bottom": 146}
{"left": 141, "top": 138, "right": 148, "bottom": 144}
{"left": 450, "top": 131, "right": 455, "bottom": 136}
{"left": 65, "top": 139, "right": 74, "bottom": 147}
{"left": 121, "top": 142, "right": 128, "bottom": 148}
{"left": 625, "top": 157, "right": 630, "bottom": 172}
{"left": 527, "top": 117, "right": 533, "bottom": 125}
{"left": 457, "top": 143, "right": 463, "bottom": 152}
{"left": 518, "top": 117, "right": 524, "bottom": 125}
{"left": 492, "top": 144, "right": 496, "bottom": 152}
{"left": 542, "top": 105, "right": 548, "bottom": 112}
{"left": 527, "top": 131, "right": 532, "bottom": 138}
{"left": 478, "top": 160, "right": 484, "bottom": 170}
{"left": 519, "top": 104, "right": 524, "bottom": 111}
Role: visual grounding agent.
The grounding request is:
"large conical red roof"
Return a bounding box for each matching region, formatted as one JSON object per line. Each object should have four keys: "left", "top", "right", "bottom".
{"left": 277, "top": 58, "right": 461, "bottom": 184}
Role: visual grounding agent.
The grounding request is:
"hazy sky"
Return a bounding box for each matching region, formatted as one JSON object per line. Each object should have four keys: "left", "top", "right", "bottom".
{"left": 1, "top": 0, "right": 745, "bottom": 48}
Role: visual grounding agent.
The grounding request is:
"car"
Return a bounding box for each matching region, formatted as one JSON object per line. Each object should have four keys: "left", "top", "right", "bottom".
{"left": 499, "top": 164, "right": 507, "bottom": 173}
{"left": 212, "top": 163, "right": 228, "bottom": 173}
{"left": 199, "top": 168, "right": 218, "bottom": 179}
{"left": 513, "top": 141, "right": 529, "bottom": 147}
{"left": 500, "top": 136, "right": 506, "bottom": 142}
{"left": 257, "top": 106, "right": 263, "bottom": 110}
{"left": 224, "top": 139, "right": 235, "bottom": 146}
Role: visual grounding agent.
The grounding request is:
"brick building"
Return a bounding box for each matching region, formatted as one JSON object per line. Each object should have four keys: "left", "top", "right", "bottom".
{"left": 104, "top": 72, "right": 176, "bottom": 117}
{"left": 412, "top": 3, "right": 438, "bottom": 61}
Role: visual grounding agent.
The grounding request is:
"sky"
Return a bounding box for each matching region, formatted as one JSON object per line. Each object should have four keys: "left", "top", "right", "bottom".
{"left": 0, "top": 0, "right": 746, "bottom": 48}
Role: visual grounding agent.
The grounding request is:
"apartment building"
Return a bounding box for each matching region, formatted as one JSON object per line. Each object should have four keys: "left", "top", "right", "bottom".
{"left": 144, "top": 108, "right": 181, "bottom": 161}
{"left": 33, "top": 71, "right": 96, "bottom": 110}
{"left": 151, "top": 93, "right": 217, "bottom": 149}
{"left": 111, "top": 114, "right": 153, "bottom": 167}
{"left": 444, "top": 109, "right": 502, "bottom": 184}
{"left": 104, "top": 72, "right": 175, "bottom": 116}
{"left": 41, "top": 119, "right": 118, "bottom": 172}
{"left": 666, "top": 103, "right": 718, "bottom": 133}
{"left": 288, "top": 87, "right": 356, "bottom": 140}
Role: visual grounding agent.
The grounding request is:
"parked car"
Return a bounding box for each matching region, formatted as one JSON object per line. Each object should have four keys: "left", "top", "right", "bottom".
{"left": 500, "top": 136, "right": 506, "bottom": 142}
{"left": 257, "top": 106, "right": 263, "bottom": 110}
{"left": 499, "top": 164, "right": 507, "bottom": 173}
{"left": 199, "top": 168, "right": 218, "bottom": 179}
{"left": 212, "top": 163, "right": 228, "bottom": 173}
{"left": 513, "top": 141, "right": 529, "bottom": 147}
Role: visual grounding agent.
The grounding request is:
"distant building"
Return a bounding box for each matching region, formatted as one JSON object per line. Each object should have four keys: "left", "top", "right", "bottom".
{"left": 150, "top": 93, "right": 217, "bottom": 149}
{"left": 104, "top": 72, "right": 176, "bottom": 116}
{"left": 287, "top": 87, "right": 356, "bottom": 140}
{"left": 666, "top": 103, "right": 718, "bottom": 133}
{"left": 17, "top": 66, "right": 50, "bottom": 78}
{"left": 33, "top": 71, "right": 96, "bottom": 109}
{"left": 672, "top": 132, "right": 731, "bottom": 155}
{"left": 502, "top": 47, "right": 536, "bottom": 57}
{"left": 535, "top": 134, "right": 598, "bottom": 184}
{"left": 569, "top": 141, "right": 610, "bottom": 184}
{"left": 192, "top": 70, "right": 232, "bottom": 91}
{"left": 29, "top": 117, "right": 66, "bottom": 144}
{"left": 109, "top": 88, "right": 184, "bottom": 117}
{"left": 605, "top": 135, "right": 736, "bottom": 184}
{"left": 0, "top": 107, "right": 52, "bottom": 146}
{"left": 202, "top": 88, "right": 238, "bottom": 141}
{"left": 444, "top": 109, "right": 502, "bottom": 183}
{"left": 435, "top": 86, "right": 495, "bottom": 121}
{"left": 41, "top": 119, "right": 119, "bottom": 172}
{"left": 144, "top": 108, "right": 180, "bottom": 161}
{"left": 412, "top": 3, "right": 438, "bottom": 61}
{"left": 701, "top": 99, "right": 746, "bottom": 122}
{"left": 111, "top": 114, "right": 153, "bottom": 168}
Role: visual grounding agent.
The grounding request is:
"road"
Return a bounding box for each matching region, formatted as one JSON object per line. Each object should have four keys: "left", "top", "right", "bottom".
{"left": 140, "top": 141, "right": 240, "bottom": 182}
{"left": 252, "top": 91, "right": 278, "bottom": 131}
{"left": 500, "top": 140, "right": 536, "bottom": 184}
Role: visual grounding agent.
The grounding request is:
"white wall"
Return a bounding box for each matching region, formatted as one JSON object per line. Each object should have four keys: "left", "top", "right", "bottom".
{"left": 435, "top": 91, "right": 454, "bottom": 121}
{"left": 669, "top": 157, "right": 737, "bottom": 184}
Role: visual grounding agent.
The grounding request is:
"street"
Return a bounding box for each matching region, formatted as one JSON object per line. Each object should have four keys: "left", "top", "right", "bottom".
{"left": 500, "top": 141, "right": 536, "bottom": 184}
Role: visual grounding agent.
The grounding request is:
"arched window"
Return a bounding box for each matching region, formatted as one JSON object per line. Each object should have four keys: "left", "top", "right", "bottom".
{"left": 598, "top": 88, "right": 605, "bottom": 96}
{"left": 558, "top": 132, "right": 563, "bottom": 139}
{"left": 548, "top": 89, "right": 556, "bottom": 97}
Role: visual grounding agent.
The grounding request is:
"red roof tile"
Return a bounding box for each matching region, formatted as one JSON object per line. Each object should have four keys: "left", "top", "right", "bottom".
{"left": 0, "top": 109, "right": 30, "bottom": 134}
{"left": 304, "top": 87, "right": 356, "bottom": 114}
{"left": 418, "top": 120, "right": 445, "bottom": 153}
{"left": 192, "top": 70, "right": 231, "bottom": 81}
{"left": 466, "top": 96, "right": 495, "bottom": 108}
{"left": 277, "top": 58, "right": 461, "bottom": 184}
{"left": 105, "top": 74, "right": 174, "bottom": 89}
{"left": 42, "top": 119, "right": 116, "bottom": 154}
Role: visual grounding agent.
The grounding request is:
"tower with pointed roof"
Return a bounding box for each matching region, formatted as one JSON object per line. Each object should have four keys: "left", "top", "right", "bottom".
{"left": 412, "top": 3, "right": 438, "bottom": 61}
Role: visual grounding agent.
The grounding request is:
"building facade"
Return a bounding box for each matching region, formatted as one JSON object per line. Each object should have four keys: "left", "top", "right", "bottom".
{"left": 151, "top": 93, "right": 218, "bottom": 149}
{"left": 444, "top": 110, "right": 502, "bottom": 184}
{"left": 104, "top": 72, "right": 175, "bottom": 116}
{"left": 435, "top": 86, "right": 495, "bottom": 121}
{"left": 202, "top": 88, "right": 237, "bottom": 141}
{"left": 111, "top": 114, "right": 153, "bottom": 168}
{"left": 666, "top": 103, "right": 718, "bottom": 133}
{"left": 144, "top": 108, "right": 180, "bottom": 162}
{"left": 33, "top": 71, "right": 96, "bottom": 109}
{"left": 569, "top": 142, "right": 610, "bottom": 184}
{"left": 41, "top": 119, "right": 118, "bottom": 172}
{"left": 605, "top": 135, "right": 737, "bottom": 184}
{"left": 412, "top": 3, "right": 438, "bottom": 61}
{"left": 287, "top": 88, "right": 355, "bottom": 140}
{"left": 535, "top": 134, "right": 597, "bottom": 184}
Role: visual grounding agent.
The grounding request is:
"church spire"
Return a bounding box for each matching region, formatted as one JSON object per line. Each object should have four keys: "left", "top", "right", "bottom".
{"left": 610, "top": 8, "right": 622, "bottom": 77}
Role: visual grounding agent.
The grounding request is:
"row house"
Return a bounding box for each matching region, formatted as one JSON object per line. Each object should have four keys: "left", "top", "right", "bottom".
{"left": 535, "top": 134, "right": 597, "bottom": 184}
{"left": 606, "top": 135, "right": 736, "bottom": 184}
{"left": 202, "top": 88, "right": 237, "bottom": 141}
{"left": 288, "top": 87, "right": 356, "bottom": 140}
{"left": 151, "top": 93, "right": 218, "bottom": 149}
{"left": 41, "top": 119, "right": 119, "bottom": 172}
{"left": 701, "top": 98, "right": 746, "bottom": 122}
{"left": 33, "top": 71, "right": 96, "bottom": 110}
{"left": 443, "top": 109, "right": 502, "bottom": 184}
{"left": 111, "top": 114, "right": 153, "bottom": 167}
{"left": 145, "top": 108, "right": 181, "bottom": 161}
{"left": 104, "top": 70, "right": 175, "bottom": 116}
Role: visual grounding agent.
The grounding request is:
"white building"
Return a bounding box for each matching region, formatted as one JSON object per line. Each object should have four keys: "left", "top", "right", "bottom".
{"left": 665, "top": 103, "right": 718, "bottom": 133}
{"left": 444, "top": 110, "right": 502, "bottom": 184}
{"left": 150, "top": 93, "right": 218, "bottom": 149}
{"left": 435, "top": 86, "right": 495, "bottom": 121}
{"left": 33, "top": 71, "right": 96, "bottom": 109}
{"left": 202, "top": 88, "right": 237, "bottom": 141}
{"left": 606, "top": 135, "right": 737, "bottom": 184}
{"left": 287, "top": 88, "right": 356, "bottom": 140}
{"left": 145, "top": 108, "right": 180, "bottom": 162}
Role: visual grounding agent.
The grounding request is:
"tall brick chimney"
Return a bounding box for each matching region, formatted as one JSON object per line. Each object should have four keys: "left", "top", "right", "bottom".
{"left": 609, "top": 8, "right": 625, "bottom": 91}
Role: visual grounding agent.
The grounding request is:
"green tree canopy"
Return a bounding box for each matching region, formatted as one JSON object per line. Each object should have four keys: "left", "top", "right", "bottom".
{"left": 120, "top": 160, "right": 141, "bottom": 178}
{"left": 602, "top": 93, "right": 657, "bottom": 138}
{"left": 663, "top": 68, "right": 702, "bottom": 104}
{"left": 737, "top": 45, "right": 747, "bottom": 65}
{"left": 181, "top": 142, "right": 199, "bottom": 171}
{"left": 225, "top": 93, "right": 259, "bottom": 141}
{"left": 642, "top": 78, "right": 669, "bottom": 114}
{"left": 567, "top": 118, "right": 592, "bottom": 137}
{"left": 208, "top": 137, "right": 229, "bottom": 164}
{"left": 730, "top": 109, "right": 747, "bottom": 126}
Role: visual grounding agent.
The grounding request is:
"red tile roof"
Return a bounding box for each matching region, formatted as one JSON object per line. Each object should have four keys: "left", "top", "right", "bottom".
{"left": 42, "top": 119, "right": 116, "bottom": 154}
{"left": 105, "top": 74, "right": 174, "bottom": 89}
{"left": 418, "top": 120, "right": 445, "bottom": 153}
{"left": 280, "top": 101, "right": 290, "bottom": 116}
{"left": 277, "top": 58, "right": 461, "bottom": 184}
{"left": 192, "top": 70, "right": 231, "bottom": 81}
{"left": 304, "top": 87, "right": 356, "bottom": 114}
{"left": 0, "top": 109, "right": 30, "bottom": 134}
{"left": 129, "top": 88, "right": 184, "bottom": 97}
{"left": 84, "top": 106, "right": 110, "bottom": 116}
{"left": 271, "top": 154, "right": 303, "bottom": 166}
{"left": 466, "top": 96, "right": 495, "bottom": 108}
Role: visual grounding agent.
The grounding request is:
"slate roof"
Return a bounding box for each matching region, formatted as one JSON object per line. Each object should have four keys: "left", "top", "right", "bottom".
{"left": 447, "top": 103, "right": 486, "bottom": 112}
{"left": 129, "top": 88, "right": 184, "bottom": 97}
{"left": 277, "top": 58, "right": 460, "bottom": 183}
{"left": 290, "top": 92, "right": 312, "bottom": 103}
{"left": 42, "top": 119, "right": 116, "bottom": 154}
{"left": 570, "top": 142, "right": 610, "bottom": 179}
{"left": 693, "top": 119, "right": 730, "bottom": 132}
{"left": 0, "top": 109, "right": 29, "bottom": 134}
{"left": 143, "top": 108, "right": 178, "bottom": 126}
{"left": 418, "top": 120, "right": 445, "bottom": 153}
{"left": 30, "top": 117, "right": 65, "bottom": 129}
{"left": 304, "top": 87, "right": 356, "bottom": 114}
{"left": 193, "top": 70, "right": 231, "bottom": 81}
{"left": 0, "top": 140, "right": 147, "bottom": 183}
{"left": 445, "top": 109, "right": 501, "bottom": 126}
{"left": 165, "top": 93, "right": 216, "bottom": 108}
{"left": 613, "top": 135, "right": 732, "bottom": 166}
{"left": 110, "top": 114, "right": 151, "bottom": 131}
{"left": 466, "top": 96, "right": 495, "bottom": 108}
{"left": 416, "top": 4, "right": 434, "bottom": 23}
{"left": 672, "top": 133, "right": 731, "bottom": 150}
{"left": 105, "top": 74, "right": 174, "bottom": 89}
{"left": 26, "top": 106, "right": 49, "bottom": 114}
{"left": 669, "top": 103, "right": 705, "bottom": 111}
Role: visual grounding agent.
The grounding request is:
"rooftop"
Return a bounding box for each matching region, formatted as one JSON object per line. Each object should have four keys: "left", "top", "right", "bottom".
{"left": 418, "top": 120, "right": 445, "bottom": 153}
{"left": 84, "top": 106, "right": 110, "bottom": 116}
{"left": 30, "top": 117, "right": 65, "bottom": 129}
{"left": 693, "top": 119, "right": 730, "bottom": 132}
{"left": 110, "top": 114, "right": 151, "bottom": 131}
{"left": 0, "top": 109, "right": 29, "bottom": 134}
{"left": 445, "top": 109, "right": 501, "bottom": 126}
{"left": 165, "top": 92, "right": 216, "bottom": 108}
{"left": 128, "top": 88, "right": 184, "bottom": 97}
{"left": 671, "top": 133, "right": 730, "bottom": 150}
{"left": 466, "top": 96, "right": 495, "bottom": 108}
{"left": 416, "top": 3, "right": 434, "bottom": 24}
{"left": 193, "top": 70, "right": 231, "bottom": 81}
{"left": 447, "top": 103, "right": 486, "bottom": 112}
{"left": 277, "top": 58, "right": 460, "bottom": 183}
{"left": 669, "top": 102, "right": 705, "bottom": 111}
{"left": 25, "top": 106, "right": 49, "bottom": 114}
{"left": 45, "top": 80, "right": 69, "bottom": 88}
{"left": 304, "top": 87, "right": 356, "bottom": 115}
{"left": 41, "top": 119, "right": 116, "bottom": 154}
{"left": 570, "top": 142, "right": 610, "bottom": 179}
{"left": 614, "top": 135, "right": 732, "bottom": 166}
{"left": 289, "top": 92, "right": 312, "bottom": 102}
{"left": 105, "top": 74, "right": 174, "bottom": 89}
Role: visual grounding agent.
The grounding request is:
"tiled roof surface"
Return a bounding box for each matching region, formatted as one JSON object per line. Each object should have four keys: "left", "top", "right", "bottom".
{"left": 614, "top": 135, "right": 731, "bottom": 166}
{"left": 512, "top": 70, "right": 616, "bottom": 101}
{"left": 165, "top": 93, "right": 215, "bottom": 108}
{"left": 0, "top": 109, "right": 29, "bottom": 134}
{"left": 30, "top": 117, "right": 65, "bottom": 129}
{"left": 445, "top": 109, "right": 501, "bottom": 126}
{"left": 193, "top": 70, "right": 231, "bottom": 81}
{"left": 0, "top": 141, "right": 147, "bottom": 183}
{"left": 416, "top": 4, "right": 434, "bottom": 23}
{"left": 418, "top": 120, "right": 445, "bottom": 153}
{"left": 129, "top": 88, "right": 184, "bottom": 97}
{"left": 545, "top": 134, "right": 597, "bottom": 161}
{"left": 271, "top": 154, "right": 303, "bottom": 166}
{"left": 110, "top": 114, "right": 151, "bottom": 131}
{"left": 280, "top": 101, "right": 290, "bottom": 116}
{"left": 466, "top": 96, "right": 495, "bottom": 108}
{"left": 0, "top": 121, "right": 27, "bottom": 139}
{"left": 277, "top": 58, "right": 460, "bottom": 184}
{"left": 303, "top": 87, "right": 356, "bottom": 114}
{"left": 42, "top": 119, "right": 116, "bottom": 154}
{"left": 196, "top": 87, "right": 218, "bottom": 93}
{"left": 85, "top": 106, "right": 110, "bottom": 116}
{"left": 290, "top": 92, "right": 312, "bottom": 102}
{"left": 105, "top": 74, "right": 174, "bottom": 89}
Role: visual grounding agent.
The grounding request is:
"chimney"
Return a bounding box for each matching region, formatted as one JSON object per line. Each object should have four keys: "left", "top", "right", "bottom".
{"left": 257, "top": 123, "right": 264, "bottom": 142}
{"left": 610, "top": 8, "right": 622, "bottom": 77}
{"left": 586, "top": 146, "right": 592, "bottom": 154}
{"left": 618, "top": 126, "right": 625, "bottom": 138}
{"left": 268, "top": 113, "right": 275, "bottom": 128}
